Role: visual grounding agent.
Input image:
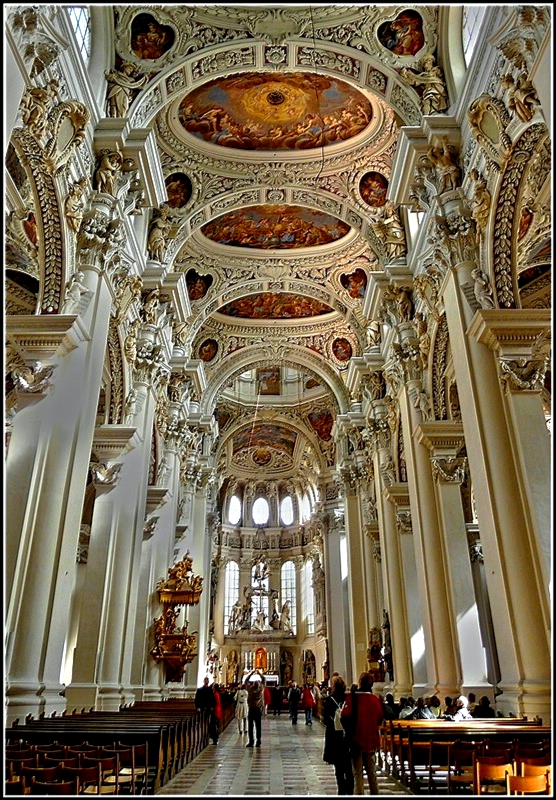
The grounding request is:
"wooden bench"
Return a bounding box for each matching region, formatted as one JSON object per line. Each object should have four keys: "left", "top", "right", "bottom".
{"left": 380, "top": 718, "right": 551, "bottom": 792}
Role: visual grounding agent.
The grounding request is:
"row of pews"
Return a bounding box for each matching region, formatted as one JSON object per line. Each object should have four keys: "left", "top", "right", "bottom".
{"left": 379, "top": 717, "right": 552, "bottom": 793}
{"left": 5, "top": 697, "right": 235, "bottom": 794}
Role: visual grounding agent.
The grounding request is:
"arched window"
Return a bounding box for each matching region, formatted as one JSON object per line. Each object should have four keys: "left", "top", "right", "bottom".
{"left": 281, "top": 561, "right": 296, "bottom": 633}
{"left": 462, "top": 6, "right": 486, "bottom": 67}
{"left": 224, "top": 561, "right": 239, "bottom": 635}
{"left": 303, "top": 560, "right": 315, "bottom": 635}
{"left": 228, "top": 494, "right": 241, "bottom": 525}
{"left": 280, "top": 495, "right": 294, "bottom": 526}
{"left": 301, "top": 493, "right": 311, "bottom": 523}
{"left": 66, "top": 7, "right": 91, "bottom": 64}
{"left": 252, "top": 496, "right": 269, "bottom": 526}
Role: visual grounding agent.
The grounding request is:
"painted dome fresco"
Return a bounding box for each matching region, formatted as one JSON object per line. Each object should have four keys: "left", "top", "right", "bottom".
{"left": 201, "top": 205, "right": 350, "bottom": 249}
{"left": 178, "top": 71, "right": 372, "bottom": 150}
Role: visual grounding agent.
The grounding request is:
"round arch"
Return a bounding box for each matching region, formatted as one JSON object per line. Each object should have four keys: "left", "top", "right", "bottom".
{"left": 200, "top": 344, "right": 351, "bottom": 416}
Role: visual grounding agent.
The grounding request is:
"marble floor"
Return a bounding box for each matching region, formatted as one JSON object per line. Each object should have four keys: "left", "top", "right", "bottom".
{"left": 157, "top": 714, "right": 413, "bottom": 796}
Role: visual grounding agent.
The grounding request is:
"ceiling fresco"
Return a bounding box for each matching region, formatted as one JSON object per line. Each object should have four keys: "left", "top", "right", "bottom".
{"left": 178, "top": 71, "right": 372, "bottom": 150}
{"left": 217, "top": 293, "right": 334, "bottom": 320}
{"left": 233, "top": 423, "right": 297, "bottom": 457}
{"left": 201, "top": 205, "right": 350, "bottom": 249}
{"left": 377, "top": 9, "right": 425, "bottom": 56}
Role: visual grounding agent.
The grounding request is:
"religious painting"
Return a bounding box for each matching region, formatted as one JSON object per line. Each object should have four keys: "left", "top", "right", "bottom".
{"left": 332, "top": 337, "right": 353, "bottom": 362}
{"left": 218, "top": 292, "right": 334, "bottom": 320}
{"left": 308, "top": 410, "right": 334, "bottom": 441}
{"left": 179, "top": 71, "right": 372, "bottom": 151}
{"left": 165, "top": 172, "right": 192, "bottom": 209}
{"left": 22, "top": 212, "right": 38, "bottom": 247}
{"left": 186, "top": 269, "right": 212, "bottom": 300}
{"left": 130, "top": 14, "right": 175, "bottom": 60}
{"left": 359, "top": 171, "right": 389, "bottom": 207}
{"left": 201, "top": 205, "right": 350, "bottom": 249}
{"left": 198, "top": 338, "right": 218, "bottom": 362}
{"left": 257, "top": 367, "right": 281, "bottom": 395}
{"left": 377, "top": 10, "right": 424, "bottom": 57}
{"left": 233, "top": 423, "right": 297, "bottom": 457}
{"left": 252, "top": 447, "right": 272, "bottom": 466}
{"left": 304, "top": 377, "right": 320, "bottom": 390}
{"left": 518, "top": 206, "right": 534, "bottom": 241}
{"left": 340, "top": 268, "right": 368, "bottom": 298}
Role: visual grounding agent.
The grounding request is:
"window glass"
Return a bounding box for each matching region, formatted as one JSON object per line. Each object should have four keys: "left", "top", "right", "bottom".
{"left": 462, "top": 6, "right": 486, "bottom": 67}
{"left": 280, "top": 495, "right": 294, "bottom": 526}
{"left": 304, "top": 560, "right": 315, "bottom": 634}
{"left": 224, "top": 561, "right": 239, "bottom": 635}
{"left": 281, "top": 561, "right": 296, "bottom": 633}
{"left": 67, "top": 6, "right": 91, "bottom": 64}
{"left": 252, "top": 496, "right": 269, "bottom": 525}
{"left": 228, "top": 494, "right": 241, "bottom": 525}
{"left": 301, "top": 494, "right": 311, "bottom": 522}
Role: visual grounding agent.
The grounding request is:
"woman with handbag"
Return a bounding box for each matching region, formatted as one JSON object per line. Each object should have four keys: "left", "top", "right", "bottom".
{"left": 341, "top": 672, "right": 384, "bottom": 795}
{"left": 323, "top": 675, "right": 354, "bottom": 795}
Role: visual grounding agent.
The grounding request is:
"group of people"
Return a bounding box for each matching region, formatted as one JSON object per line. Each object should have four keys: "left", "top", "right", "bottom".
{"left": 197, "top": 671, "right": 496, "bottom": 793}
{"left": 383, "top": 691, "right": 495, "bottom": 721}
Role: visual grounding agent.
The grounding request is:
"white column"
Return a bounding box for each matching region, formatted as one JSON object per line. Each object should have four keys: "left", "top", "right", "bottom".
{"left": 322, "top": 511, "right": 350, "bottom": 681}
{"left": 444, "top": 260, "right": 551, "bottom": 721}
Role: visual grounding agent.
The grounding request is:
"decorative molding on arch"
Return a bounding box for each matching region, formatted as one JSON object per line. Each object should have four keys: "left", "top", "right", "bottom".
{"left": 200, "top": 345, "right": 350, "bottom": 417}
{"left": 430, "top": 314, "right": 449, "bottom": 422}
{"left": 492, "top": 122, "right": 549, "bottom": 309}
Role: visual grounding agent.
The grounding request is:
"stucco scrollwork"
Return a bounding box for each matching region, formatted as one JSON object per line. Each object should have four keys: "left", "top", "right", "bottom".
{"left": 467, "top": 94, "right": 512, "bottom": 174}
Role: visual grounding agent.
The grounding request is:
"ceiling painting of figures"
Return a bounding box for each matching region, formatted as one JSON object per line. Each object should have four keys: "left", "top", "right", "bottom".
{"left": 377, "top": 10, "right": 425, "bottom": 57}
{"left": 307, "top": 410, "right": 334, "bottom": 441}
{"left": 179, "top": 71, "right": 372, "bottom": 150}
{"left": 217, "top": 292, "right": 334, "bottom": 320}
{"left": 201, "top": 205, "right": 350, "bottom": 249}
{"left": 233, "top": 423, "right": 297, "bottom": 457}
{"left": 130, "top": 13, "right": 175, "bottom": 60}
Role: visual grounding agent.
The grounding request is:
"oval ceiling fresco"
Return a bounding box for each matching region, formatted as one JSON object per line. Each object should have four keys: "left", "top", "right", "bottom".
{"left": 218, "top": 292, "right": 334, "bottom": 320}
{"left": 201, "top": 205, "right": 350, "bottom": 249}
{"left": 179, "top": 71, "right": 372, "bottom": 150}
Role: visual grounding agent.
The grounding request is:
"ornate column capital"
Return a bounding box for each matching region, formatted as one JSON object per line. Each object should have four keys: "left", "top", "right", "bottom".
{"left": 468, "top": 309, "right": 551, "bottom": 393}
{"left": 89, "top": 461, "right": 122, "bottom": 493}
{"left": 430, "top": 456, "right": 467, "bottom": 484}
{"left": 91, "top": 424, "right": 138, "bottom": 462}
{"left": 395, "top": 508, "right": 413, "bottom": 535}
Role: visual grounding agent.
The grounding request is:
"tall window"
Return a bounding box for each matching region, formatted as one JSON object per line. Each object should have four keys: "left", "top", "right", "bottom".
{"left": 304, "top": 560, "right": 315, "bottom": 634}
{"left": 281, "top": 561, "right": 297, "bottom": 633}
{"left": 228, "top": 494, "right": 241, "bottom": 525}
{"left": 301, "top": 493, "right": 311, "bottom": 523}
{"left": 280, "top": 495, "right": 294, "bottom": 526}
{"left": 252, "top": 496, "right": 269, "bottom": 525}
{"left": 462, "top": 6, "right": 486, "bottom": 67}
{"left": 223, "top": 561, "right": 239, "bottom": 635}
{"left": 66, "top": 6, "right": 91, "bottom": 64}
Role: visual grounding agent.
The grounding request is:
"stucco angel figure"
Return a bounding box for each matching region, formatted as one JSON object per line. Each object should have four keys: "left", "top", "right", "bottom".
{"left": 279, "top": 600, "right": 293, "bottom": 632}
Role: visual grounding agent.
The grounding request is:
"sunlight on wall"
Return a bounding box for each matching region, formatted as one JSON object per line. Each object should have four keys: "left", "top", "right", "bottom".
{"left": 411, "top": 625, "right": 426, "bottom": 664}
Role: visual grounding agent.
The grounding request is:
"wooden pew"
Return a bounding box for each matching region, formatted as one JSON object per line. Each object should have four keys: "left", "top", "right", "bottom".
{"left": 380, "top": 718, "right": 551, "bottom": 791}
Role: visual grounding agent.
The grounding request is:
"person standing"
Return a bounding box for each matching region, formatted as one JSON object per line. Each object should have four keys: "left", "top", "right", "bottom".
{"left": 195, "top": 676, "right": 216, "bottom": 743}
{"left": 245, "top": 671, "right": 264, "bottom": 747}
{"left": 340, "top": 672, "right": 384, "bottom": 796}
{"left": 302, "top": 683, "right": 315, "bottom": 725}
{"left": 271, "top": 684, "right": 283, "bottom": 715}
{"left": 263, "top": 683, "right": 272, "bottom": 716}
{"left": 234, "top": 682, "right": 248, "bottom": 734}
{"left": 288, "top": 681, "right": 302, "bottom": 725}
{"left": 210, "top": 683, "right": 222, "bottom": 744}
{"left": 323, "top": 674, "right": 354, "bottom": 795}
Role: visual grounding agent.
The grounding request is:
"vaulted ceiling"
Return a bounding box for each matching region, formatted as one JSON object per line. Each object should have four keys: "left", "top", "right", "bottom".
{"left": 116, "top": 6, "right": 444, "bottom": 490}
